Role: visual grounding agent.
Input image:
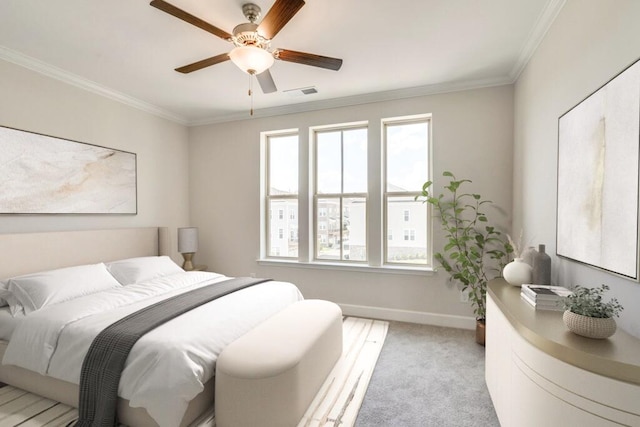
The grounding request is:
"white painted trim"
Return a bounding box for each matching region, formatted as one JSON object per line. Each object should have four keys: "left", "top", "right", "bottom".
{"left": 1, "top": 0, "right": 563, "bottom": 127}
{"left": 189, "top": 76, "right": 512, "bottom": 126}
{"left": 509, "top": 0, "right": 567, "bottom": 81}
{"left": 257, "top": 258, "right": 435, "bottom": 276}
{"left": 339, "top": 303, "right": 476, "bottom": 330}
{"left": 0, "top": 45, "right": 188, "bottom": 125}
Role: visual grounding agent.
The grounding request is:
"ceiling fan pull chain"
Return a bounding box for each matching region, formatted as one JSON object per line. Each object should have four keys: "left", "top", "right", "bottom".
{"left": 249, "top": 72, "right": 254, "bottom": 116}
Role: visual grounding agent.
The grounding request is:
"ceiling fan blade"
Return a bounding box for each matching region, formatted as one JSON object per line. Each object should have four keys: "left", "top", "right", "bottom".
{"left": 175, "top": 53, "right": 230, "bottom": 74}
{"left": 150, "top": 0, "right": 232, "bottom": 41}
{"left": 256, "top": 70, "right": 277, "bottom": 94}
{"left": 257, "top": 0, "right": 305, "bottom": 40}
{"left": 276, "top": 49, "right": 343, "bottom": 71}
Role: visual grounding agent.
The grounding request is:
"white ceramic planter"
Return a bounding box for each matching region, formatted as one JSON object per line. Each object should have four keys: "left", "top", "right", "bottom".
{"left": 563, "top": 310, "right": 617, "bottom": 339}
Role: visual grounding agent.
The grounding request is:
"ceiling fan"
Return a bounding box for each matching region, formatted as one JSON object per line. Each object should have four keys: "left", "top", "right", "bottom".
{"left": 150, "top": 0, "right": 343, "bottom": 94}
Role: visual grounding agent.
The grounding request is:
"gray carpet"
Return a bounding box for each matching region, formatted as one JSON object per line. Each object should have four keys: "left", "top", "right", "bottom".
{"left": 355, "top": 322, "right": 499, "bottom": 427}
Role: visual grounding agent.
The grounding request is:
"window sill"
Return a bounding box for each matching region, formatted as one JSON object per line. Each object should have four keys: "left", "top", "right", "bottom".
{"left": 256, "top": 259, "right": 435, "bottom": 276}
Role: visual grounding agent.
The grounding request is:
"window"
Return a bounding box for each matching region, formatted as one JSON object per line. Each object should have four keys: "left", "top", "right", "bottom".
{"left": 315, "top": 125, "right": 367, "bottom": 262}
{"left": 384, "top": 115, "right": 430, "bottom": 265}
{"left": 403, "top": 229, "right": 416, "bottom": 241}
{"left": 264, "top": 132, "right": 298, "bottom": 258}
{"left": 261, "top": 114, "right": 431, "bottom": 269}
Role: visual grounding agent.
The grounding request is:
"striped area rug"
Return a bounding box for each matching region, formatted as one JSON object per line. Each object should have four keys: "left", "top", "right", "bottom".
{"left": 0, "top": 317, "right": 388, "bottom": 427}
{"left": 0, "top": 387, "right": 77, "bottom": 427}
{"left": 297, "top": 317, "right": 389, "bottom": 427}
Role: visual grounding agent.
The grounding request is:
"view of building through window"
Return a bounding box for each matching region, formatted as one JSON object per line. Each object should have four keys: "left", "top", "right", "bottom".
{"left": 266, "top": 133, "right": 298, "bottom": 258}
{"left": 315, "top": 127, "right": 367, "bottom": 261}
{"left": 385, "top": 119, "right": 430, "bottom": 264}
{"left": 264, "top": 114, "right": 430, "bottom": 267}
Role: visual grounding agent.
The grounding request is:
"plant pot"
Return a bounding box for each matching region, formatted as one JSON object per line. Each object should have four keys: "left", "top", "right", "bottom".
{"left": 563, "top": 310, "right": 616, "bottom": 339}
{"left": 502, "top": 258, "right": 532, "bottom": 286}
{"left": 475, "top": 319, "right": 486, "bottom": 346}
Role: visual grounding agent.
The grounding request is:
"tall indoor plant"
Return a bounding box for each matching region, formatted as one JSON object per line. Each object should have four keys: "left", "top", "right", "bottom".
{"left": 418, "top": 171, "right": 512, "bottom": 344}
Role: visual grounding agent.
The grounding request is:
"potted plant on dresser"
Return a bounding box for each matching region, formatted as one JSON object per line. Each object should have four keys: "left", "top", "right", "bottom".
{"left": 562, "top": 284, "right": 624, "bottom": 339}
{"left": 418, "top": 171, "right": 512, "bottom": 345}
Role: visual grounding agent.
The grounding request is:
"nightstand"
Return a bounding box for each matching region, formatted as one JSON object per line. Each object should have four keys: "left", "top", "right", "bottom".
{"left": 192, "top": 265, "right": 208, "bottom": 271}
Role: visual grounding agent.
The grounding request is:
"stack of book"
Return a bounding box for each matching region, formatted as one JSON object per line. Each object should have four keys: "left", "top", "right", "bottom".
{"left": 520, "top": 284, "right": 572, "bottom": 311}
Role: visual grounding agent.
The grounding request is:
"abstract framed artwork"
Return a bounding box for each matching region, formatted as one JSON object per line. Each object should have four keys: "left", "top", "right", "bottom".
{"left": 0, "top": 126, "right": 137, "bottom": 214}
{"left": 557, "top": 58, "right": 640, "bottom": 280}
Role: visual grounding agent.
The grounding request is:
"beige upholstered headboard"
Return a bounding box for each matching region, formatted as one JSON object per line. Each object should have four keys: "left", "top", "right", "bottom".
{"left": 0, "top": 227, "right": 170, "bottom": 278}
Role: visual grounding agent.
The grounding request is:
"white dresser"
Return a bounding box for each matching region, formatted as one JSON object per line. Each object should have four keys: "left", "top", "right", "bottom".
{"left": 486, "top": 279, "right": 640, "bottom": 426}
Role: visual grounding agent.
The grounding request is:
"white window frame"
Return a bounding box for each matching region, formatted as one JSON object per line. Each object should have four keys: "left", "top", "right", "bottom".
{"left": 383, "top": 114, "right": 432, "bottom": 267}
{"left": 312, "top": 123, "right": 368, "bottom": 263}
{"left": 261, "top": 129, "right": 299, "bottom": 260}
{"left": 259, "top": 116, "right": 434, "bottom": 274}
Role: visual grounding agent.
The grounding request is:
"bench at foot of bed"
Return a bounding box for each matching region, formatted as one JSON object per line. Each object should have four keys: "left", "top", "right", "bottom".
{"left": 215, "top": 299, "right": 343, "bottom": 427}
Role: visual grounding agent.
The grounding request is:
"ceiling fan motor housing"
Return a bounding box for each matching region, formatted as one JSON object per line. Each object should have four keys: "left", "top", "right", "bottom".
{"left": 232, "top": 22, "right": 271, "bottom": 49}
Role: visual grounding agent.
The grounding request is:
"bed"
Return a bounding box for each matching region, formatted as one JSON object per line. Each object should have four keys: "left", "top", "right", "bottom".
{"left": 0, "top": 227, "right": 304, "bottom": 427}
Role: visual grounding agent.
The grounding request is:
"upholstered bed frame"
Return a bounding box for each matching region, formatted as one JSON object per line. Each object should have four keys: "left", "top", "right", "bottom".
{"left": 0, "top": 227, "right": 214, "bottom": 427}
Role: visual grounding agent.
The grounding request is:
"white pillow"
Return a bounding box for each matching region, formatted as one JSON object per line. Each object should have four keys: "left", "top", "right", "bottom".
{"left": 0, "top": 286, "right": 19, "bottom": 311}
{"left": 7, "top": 263, "right": 122, "bottom": 315}
{"left": 106, "top": 256, "right": 184, "bottom": 285}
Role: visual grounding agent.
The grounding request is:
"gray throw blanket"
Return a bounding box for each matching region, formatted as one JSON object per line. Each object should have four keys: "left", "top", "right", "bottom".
{"left": 75, "top": 276, "right": 271, "bottom": 427}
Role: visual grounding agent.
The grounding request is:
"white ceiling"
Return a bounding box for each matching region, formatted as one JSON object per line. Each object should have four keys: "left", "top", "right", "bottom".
{"left": 0, "top": 0, "right": 563, "bottom": 125}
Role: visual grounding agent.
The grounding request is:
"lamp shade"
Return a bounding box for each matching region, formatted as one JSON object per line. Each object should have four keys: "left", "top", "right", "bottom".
{"left": 178, "top": 227, "right": 198, "bottom": 253}
{"left": 229, "top": 46, "right": 274, "bottom": 74}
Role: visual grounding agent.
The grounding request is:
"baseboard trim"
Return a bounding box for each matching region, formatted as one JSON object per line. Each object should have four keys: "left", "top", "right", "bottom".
{"left": 338, "top": 304, "right": 476, "bottom": 330}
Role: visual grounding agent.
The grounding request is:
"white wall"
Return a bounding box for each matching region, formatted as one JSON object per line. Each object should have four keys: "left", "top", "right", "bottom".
{"left": 189, "top": 85, "right": 514, "bottom": 327}
{"left": 514, "top": 0, "right": 640, "bottom": 337}
{"left": 0, "top": 59, "right": 191, "bottom": 262}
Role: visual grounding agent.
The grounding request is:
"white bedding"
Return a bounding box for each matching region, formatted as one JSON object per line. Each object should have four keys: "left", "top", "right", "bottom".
{"left": 2, "top": 271, "right": 303, "bottom": 427}
{"left": 0, "top": 307, "right": 22, "bottom": 340}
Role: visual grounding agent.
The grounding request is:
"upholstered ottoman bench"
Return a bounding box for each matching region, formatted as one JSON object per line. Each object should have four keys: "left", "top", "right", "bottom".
{"left": 215, "top": 299, "right": 343, "bottom": 427}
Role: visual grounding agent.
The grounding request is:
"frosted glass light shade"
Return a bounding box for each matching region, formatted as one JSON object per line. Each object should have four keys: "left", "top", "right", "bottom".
{"left": 178, "top": 227, "right": 198, "bottom": 253}
{"left": 229, "top": 46, "right": 274, "bottom": 74}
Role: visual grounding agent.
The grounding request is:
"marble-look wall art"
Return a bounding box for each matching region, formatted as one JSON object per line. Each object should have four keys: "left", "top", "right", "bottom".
{"left": 0, "top": 126, "right": 137, "bottom": 214}
{"left": 557, "top": 59, "right": 640, "bottom": 280}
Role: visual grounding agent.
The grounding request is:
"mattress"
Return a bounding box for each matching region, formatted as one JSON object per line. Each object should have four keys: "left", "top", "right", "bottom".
{"left": 0, "top": 272, "right": 304, "bottom": 426}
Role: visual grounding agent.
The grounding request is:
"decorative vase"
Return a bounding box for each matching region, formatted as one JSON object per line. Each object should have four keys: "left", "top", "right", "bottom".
{"left": 563, "top": 310, "right": 617, "bottom": 339}
{"left": 503, "top": 258, "right": 533, "bottom": 286}
{"left": 532, "top": 244, "right": 551, "bottom": 285}
{"left": 521, "top": 246, "right": 537, "bottom": 267}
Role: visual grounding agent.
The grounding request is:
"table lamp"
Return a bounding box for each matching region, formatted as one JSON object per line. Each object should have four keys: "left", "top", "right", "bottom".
{"left": 178, "top": 227, "right": 198, "bottom": 271}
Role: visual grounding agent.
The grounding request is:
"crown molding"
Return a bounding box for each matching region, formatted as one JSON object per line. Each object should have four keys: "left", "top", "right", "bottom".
{"left": 1, "top": 0, "right": 564, "bottom": 128}
{"left": 0, "top": 45, "right": 189, "bottom": 125}
{"left": 188, "top": 75, "right": 513, "bottom": 126}
{"left": 509, "top": 0, "right": 566, "bottom": 81}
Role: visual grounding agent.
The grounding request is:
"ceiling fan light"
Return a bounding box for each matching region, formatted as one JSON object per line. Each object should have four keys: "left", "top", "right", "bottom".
{"left": 229, "top": 46, "right": 274, "bottom": 75}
